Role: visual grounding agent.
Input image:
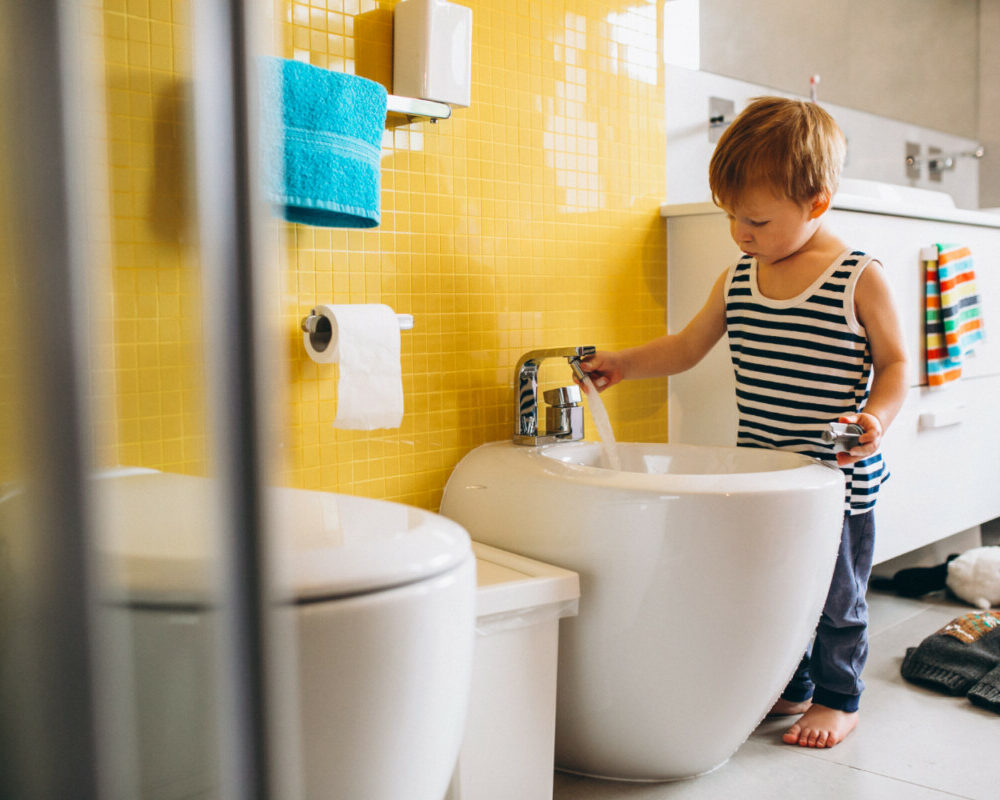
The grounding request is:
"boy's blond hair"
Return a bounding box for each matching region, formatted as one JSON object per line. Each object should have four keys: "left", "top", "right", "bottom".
{"left": 709, "top": 97, "right": 846, "bottom": 209}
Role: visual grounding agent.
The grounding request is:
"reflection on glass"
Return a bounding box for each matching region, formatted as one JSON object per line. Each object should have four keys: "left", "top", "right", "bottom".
{"left": 2, "top": 0, "right": 294, "bottom": 797}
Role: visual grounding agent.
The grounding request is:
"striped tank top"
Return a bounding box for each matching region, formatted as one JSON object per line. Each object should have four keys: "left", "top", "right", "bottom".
{"left": 724, "top": 249, "right": 887, "bottom": 514}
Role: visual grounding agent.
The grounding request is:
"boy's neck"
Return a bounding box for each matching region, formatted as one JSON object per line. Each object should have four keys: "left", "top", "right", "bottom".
{"left": 755, "top": 224, "right": 849, "bottom": 300}
{"left": 761, "top": 222, "right": 845, "bottom": 269}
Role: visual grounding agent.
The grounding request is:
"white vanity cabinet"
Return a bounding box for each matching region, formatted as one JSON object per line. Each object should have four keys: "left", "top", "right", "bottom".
{"left": 662, "top": 191, "right": 1000, "bottom": 563}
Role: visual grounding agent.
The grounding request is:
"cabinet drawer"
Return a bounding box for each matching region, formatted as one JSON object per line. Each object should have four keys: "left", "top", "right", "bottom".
{"left": 875, "top": 376, "right": 1000, "bottom": 562}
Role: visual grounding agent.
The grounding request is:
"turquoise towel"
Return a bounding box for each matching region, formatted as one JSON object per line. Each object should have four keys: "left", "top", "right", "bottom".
{"left": 259, "top": 57, "right": 387, "bottom": 228}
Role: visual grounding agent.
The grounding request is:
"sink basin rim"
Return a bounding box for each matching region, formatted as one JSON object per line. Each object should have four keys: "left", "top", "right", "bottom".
{"left": 514, "top": 440, "right": 844, "bottom": 495}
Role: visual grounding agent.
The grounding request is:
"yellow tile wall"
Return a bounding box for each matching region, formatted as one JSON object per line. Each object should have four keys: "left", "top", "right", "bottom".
{"left": 281, "top": 0, "right": 669, "bottom": 509}
{"left": 1, "top": 1, "right": 118, "bottom": 483}
{"left": 102, "top": 0, "right": 208, "bottom": 475}
{"left": 98, "top": 0, "right": 670, "bottom": 510}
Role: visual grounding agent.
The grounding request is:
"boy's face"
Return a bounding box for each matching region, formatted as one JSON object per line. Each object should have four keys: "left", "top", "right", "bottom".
{"left": 719, "top": 187, "right": 827, "bottom": 266}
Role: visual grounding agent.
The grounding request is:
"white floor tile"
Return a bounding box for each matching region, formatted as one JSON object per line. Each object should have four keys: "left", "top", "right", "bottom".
{"left": 551, "top": 592, "right": 999, "bottom": 800}
{"left": 865, "top": 590, "right": 939, "bottom": 636}
{"left": 801, "top": 602, "right": 1000, "bottom": 800}
{"left": 554, "top": 740, "right": 959, "bottom": 799}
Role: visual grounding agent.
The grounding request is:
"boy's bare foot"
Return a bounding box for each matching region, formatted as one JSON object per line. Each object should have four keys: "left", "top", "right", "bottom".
{"left": 767, "top": 697, "right": 812, "bottom": 717}
{"left": 782, "top": 704, "right": 858, "bottom": 748}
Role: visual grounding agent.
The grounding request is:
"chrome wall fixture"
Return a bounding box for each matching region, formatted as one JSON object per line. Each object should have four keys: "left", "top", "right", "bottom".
{"left": 708, "top": 96, "right": 734, "bottom": 143}
{"left": 906, "top": 142, "right": 986, "bottom": 181}
{"left": 928, "top": 145, "right": 986, "bottom": 177}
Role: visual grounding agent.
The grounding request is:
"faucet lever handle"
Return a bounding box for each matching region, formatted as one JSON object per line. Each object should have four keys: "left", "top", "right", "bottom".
{"left": 543, "top": 385, "right": 582, "bottom": 407}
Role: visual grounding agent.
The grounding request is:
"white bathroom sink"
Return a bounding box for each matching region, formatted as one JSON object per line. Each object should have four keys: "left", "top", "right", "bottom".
{"left": 539, "top": 439, "right": 821, "bottom": 482}
{"left": 836, "top": 177, "right": 956, "bottom": 208}
{"left": 442, "top": 440, "right": 845, "bottom": 781}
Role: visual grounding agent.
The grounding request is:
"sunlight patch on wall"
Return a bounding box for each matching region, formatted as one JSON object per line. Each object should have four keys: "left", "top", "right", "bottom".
{"left": 607, "top": 1, "right": 659, "bottom": 85}
{"left": 544, "top": 12, "right": 603, "bottom": 214}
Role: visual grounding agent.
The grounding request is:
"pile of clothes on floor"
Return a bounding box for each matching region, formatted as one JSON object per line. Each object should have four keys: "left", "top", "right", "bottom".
{"left": 872, "top": 545, "right": 1000, "bottom": 714}
{"left": 901, "top": 611, "right": 1000, "bottom": 713}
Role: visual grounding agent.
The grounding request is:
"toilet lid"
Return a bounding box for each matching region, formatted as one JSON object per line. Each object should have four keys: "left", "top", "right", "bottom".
{"left": 89, "top": 471, "right": 471, "bottom": 606}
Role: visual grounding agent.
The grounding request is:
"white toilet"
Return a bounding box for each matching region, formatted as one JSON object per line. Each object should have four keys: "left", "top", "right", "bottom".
{"left": 93, "top": 469, "right": 476, "bottom": 800}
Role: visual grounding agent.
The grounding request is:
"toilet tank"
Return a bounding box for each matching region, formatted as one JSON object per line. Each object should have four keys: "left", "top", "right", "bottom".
{"left": 661, "top": 185, "right": 1000, "bottom": 562}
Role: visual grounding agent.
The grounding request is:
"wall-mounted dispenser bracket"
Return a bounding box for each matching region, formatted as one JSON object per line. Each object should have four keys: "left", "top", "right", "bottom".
{"left": 386, "top": 94, "right": 452, "bottom": 122}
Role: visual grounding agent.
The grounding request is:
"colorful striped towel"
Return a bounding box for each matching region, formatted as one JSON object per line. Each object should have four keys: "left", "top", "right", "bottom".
{"left": 925, "top": 244, "right": 984, "bottom": 387}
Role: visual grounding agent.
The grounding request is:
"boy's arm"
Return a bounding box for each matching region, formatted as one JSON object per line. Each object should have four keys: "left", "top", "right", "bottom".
{"left": 838, "top": 262, "right": 908, "bottom": 466}
{"left": 581, "top": 269, "right": 729, "bottom": 390}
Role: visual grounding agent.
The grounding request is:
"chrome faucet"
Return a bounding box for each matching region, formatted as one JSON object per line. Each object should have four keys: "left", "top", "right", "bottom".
{"left": 513, "top": 346, "right": 595, "bottom": 445}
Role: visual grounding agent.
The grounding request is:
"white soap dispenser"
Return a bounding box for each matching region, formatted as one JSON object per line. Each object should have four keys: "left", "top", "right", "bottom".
{"left": 393, "top": 0, "right": 472, "bottom": 108}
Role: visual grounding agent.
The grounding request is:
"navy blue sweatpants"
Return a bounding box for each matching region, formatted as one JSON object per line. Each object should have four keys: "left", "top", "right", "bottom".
{"left": 781, "top": 511, "right": 876, "bottom": 713}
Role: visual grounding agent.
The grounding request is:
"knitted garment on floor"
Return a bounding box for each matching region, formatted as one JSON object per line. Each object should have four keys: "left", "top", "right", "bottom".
{"left": 901, "top": 611, "right": 1000, "bottom": 713}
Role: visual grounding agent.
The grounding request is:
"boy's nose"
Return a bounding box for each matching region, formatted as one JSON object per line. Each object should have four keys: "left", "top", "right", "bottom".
{"left": 729, "top": 219, "right": 754, "bottom": 245}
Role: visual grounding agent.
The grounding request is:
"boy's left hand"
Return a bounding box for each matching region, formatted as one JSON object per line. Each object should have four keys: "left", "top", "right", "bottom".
{"left": 835, "top": 413, "right": 883, "bottom": 466}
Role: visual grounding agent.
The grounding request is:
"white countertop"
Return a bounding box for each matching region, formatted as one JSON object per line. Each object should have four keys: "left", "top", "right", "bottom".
{"left": 661, "top": 180, "right": 1000, "bottom": 229}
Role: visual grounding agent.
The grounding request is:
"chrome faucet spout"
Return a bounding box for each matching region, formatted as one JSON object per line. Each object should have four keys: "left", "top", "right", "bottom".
{"left": 513, "top": 346, "right": 595, "bottom": 445}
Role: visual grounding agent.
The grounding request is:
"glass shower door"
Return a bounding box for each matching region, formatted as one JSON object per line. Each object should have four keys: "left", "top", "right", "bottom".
{"left": 0, "top": 1, "right": 296, "bottom": 798}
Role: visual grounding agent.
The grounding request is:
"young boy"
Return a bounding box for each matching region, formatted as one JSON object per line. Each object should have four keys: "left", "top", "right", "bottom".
{"left": 580, "top": 97, "right": 908, "bottom": 749}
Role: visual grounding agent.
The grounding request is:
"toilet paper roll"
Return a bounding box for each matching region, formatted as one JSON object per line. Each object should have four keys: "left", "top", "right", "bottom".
{"left": 303, "top": 304, "right": 404, "bottom": 430}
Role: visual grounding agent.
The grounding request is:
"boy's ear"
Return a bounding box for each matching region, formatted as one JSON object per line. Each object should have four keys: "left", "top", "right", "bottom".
{"left": 808, "top": 192, "right": 831, "bottom": 219}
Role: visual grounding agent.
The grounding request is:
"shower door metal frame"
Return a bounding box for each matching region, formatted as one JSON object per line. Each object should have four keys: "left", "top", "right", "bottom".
{"left": 0, "top": 1, "right": 103, "bottom": 795}
{"left": 0, "top": 1, "right": 278, "bottom": 798}
{"left": 191, "top": 1, "right": 278, "bottom": 798}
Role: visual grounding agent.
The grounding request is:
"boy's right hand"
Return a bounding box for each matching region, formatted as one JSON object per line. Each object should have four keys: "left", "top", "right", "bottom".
{"left": 578, "top": 351, "right": 625, "bottom": 392}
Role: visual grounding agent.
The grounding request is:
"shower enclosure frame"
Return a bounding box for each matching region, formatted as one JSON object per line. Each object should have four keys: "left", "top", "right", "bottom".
{"left": 0, "top": 1, "right": 282, "bottom": 798}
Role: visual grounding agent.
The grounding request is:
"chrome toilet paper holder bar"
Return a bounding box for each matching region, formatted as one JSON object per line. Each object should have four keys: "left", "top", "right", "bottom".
{"left": 301, "top": 308, "right": 414, "bottom": 354}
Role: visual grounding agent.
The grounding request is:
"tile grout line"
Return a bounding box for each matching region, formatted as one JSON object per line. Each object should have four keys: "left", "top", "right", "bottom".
{"left": 786, "top": 753, "right": 978, "bottom": 800}
{"left": 868, "top": 598, "right": 956, "bottom": 641}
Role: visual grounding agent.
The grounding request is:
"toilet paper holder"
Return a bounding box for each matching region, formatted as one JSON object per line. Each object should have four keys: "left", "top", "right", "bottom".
{"left": 301, "top": 308, "right": 414, "bottom": 354}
